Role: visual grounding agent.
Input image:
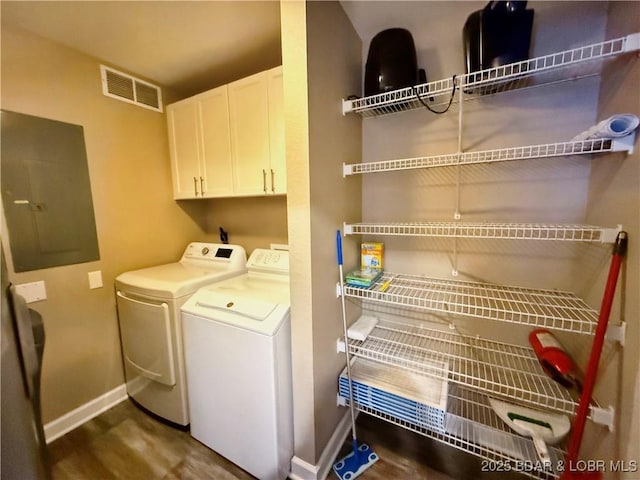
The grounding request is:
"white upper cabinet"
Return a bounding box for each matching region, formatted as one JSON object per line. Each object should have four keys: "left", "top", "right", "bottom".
{"left": 267, "top": 67, "right": 286, "bottom": 195}
{"left": 167, "top": 99, "right": 202, "bottom": 199}
{"left": 198, "top": 86, "right": 234, "bottom": 197}
{"left": 167, "top": 85, "right": 233, "bottom": 199}
{"left": 229, "top": 66, "right": 285, "bottom": 196}
{"left": 167, "top": 66, "right": 284, "bottom": 199}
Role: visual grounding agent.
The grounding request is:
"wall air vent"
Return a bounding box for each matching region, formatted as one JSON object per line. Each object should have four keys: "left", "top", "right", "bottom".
{"left": 100, "top": 65, "right": 163, "bottom": 112}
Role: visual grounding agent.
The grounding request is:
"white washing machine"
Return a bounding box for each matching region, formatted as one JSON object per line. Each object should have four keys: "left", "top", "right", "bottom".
{"left": 115, "top": 243, "right": 246, "bottom": 427}
{"left": 181, "top": 248, "right": 292, "bottom": 480}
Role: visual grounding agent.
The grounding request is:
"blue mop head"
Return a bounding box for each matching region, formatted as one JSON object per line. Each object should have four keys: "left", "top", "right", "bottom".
{"left": 333, "top": 440, "right": 378, "bottom": 480}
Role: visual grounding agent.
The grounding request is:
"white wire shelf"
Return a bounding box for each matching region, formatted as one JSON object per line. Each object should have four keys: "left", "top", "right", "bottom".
{"left": 338, "top": 318, "right": 588, "bottom": 416}
{"left": 344, "top": 222, "right": 622, "bottom": 243}
{"left": 340, "top": 383, "right": 565, "bottom": 480}
{"left": 342, "top": 137, "right": 634, "bottom": 176}
{"left": 341, "top": 274, "right": 599, "bottom": 335}
{"left": 342, "top": 33, "right": 640, "bottom": 117}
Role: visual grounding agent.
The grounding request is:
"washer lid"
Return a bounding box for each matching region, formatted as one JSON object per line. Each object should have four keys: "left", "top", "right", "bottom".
{"left": 195, "top": 292, "right": 277, "bottom": 321}
{"left": 115, "top": 263, "right": 246, "bottom": 299}
{"left": 183, "top": 289, "right": 290, "bottom": 336}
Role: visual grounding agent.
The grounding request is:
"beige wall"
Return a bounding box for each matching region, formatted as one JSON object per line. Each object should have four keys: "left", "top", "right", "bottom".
{"left": 281, "top": 0, "right": 362, "bottom": 465}
{"left": 200, "top": 196, "right": 288, "bottom": 254}
{"left": 583, "top": 2, "right": 640, "bottom": 477}
{"left": 0, "top": 25, "right": 208, "bottom": 423}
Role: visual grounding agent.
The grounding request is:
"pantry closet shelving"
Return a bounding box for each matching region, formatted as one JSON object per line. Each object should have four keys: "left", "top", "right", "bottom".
{"left": 337, "top": 31, "right": 638, "bottom": 480}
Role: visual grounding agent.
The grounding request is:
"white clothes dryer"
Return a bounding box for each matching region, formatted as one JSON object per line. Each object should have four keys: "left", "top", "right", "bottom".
{"left": 115, "top": 243, "right": 246, "bottom": 427}
{"left": 181, "top": 248, "right": 292, "bottom": 480}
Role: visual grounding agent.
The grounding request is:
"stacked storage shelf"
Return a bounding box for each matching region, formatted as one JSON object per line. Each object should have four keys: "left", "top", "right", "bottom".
{"left": 337, "top": 32, "right": 639, "bottom": 480}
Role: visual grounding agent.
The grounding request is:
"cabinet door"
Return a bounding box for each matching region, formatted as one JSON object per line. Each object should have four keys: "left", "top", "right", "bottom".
{"left": 167, "top": 100, "right": 200, "bottom": 199}
{"left": 267, "top": 66, "right": 286, "bottom": 195}
{"left": 228, "top": 72, "right": 270, "bottom": 196}
{"left": 198, "top": 86, "right": 234, "bottom": 197}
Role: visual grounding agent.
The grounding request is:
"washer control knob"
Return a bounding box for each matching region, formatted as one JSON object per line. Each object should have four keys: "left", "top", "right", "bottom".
{"left": 201, "top": 247, "right": 210, "bottom": 256}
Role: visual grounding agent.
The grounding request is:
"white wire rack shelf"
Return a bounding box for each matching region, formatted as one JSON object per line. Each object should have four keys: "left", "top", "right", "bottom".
{"left": 339, "top": 383, "right": 565, "bottom": 480}
{"left": 340, "top": 274, "right": 599, "bottom": 335}
{"left": 342, "top": 137, "right": 634, "bottom": 176}
{"left": 337, "top": 318, "right": 589, "bottom": 417}
{"left": 342, "top": 33, "right": 640, "bottom": 117}
{"left": 344, "top": 222, "right": 622, "bottom": 243}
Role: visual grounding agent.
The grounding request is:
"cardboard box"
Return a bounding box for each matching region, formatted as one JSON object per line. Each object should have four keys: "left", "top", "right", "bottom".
{"left": 361, "top": 242, "right": 384, "bottom": 270}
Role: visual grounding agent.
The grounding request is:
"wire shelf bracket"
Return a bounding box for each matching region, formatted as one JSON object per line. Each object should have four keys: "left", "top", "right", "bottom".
{"left": 590, "top": 405, "right": 615, "bottom": 432}
{"left": 605, "top": 321, "right": 626, "bottom": 346}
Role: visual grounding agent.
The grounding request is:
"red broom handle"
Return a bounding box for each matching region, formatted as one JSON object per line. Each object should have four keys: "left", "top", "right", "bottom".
{"left": 565, "top": 231, "right": 627, "bottom": 467}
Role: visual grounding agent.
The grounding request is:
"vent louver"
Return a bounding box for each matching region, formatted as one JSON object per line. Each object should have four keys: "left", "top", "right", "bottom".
{"left": 100, "top": 65, "right": 163, "bottom": 112}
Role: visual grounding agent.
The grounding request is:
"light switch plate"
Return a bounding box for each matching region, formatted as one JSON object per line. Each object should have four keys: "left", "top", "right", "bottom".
{"left": 14, "top": 281, "right": 47, "bottom": 303}
{"left": 88, "top": 270, "right": 103, "bottom": 289}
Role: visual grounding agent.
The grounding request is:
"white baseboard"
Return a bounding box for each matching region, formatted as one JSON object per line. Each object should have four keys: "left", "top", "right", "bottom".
{"left": 44, "top": 384, "right": 128, "bottom": 443}
{"left": 290, "top": 408, "right": 353, "bottom": 480}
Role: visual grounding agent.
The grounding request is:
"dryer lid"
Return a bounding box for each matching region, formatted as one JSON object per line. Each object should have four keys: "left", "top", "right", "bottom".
{"left": 115, "top": 263, "right": 246, "bottom": 299}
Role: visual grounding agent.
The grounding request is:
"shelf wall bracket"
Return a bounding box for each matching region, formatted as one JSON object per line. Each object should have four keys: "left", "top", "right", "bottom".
{"left": 623, "top": 32, "right": 640, "bottom": 52}
{"left": 337, "top": 393, "right": 347, "bottom": 407}
{"left": 611, "top": 133, "right": 636, "bottom": 154}
{"left": 335, "top": 282, "right": 342, "bottom": 298}
{"left": 342, "top": 162, "right": 352, "bottom": 177}
{"left": 336, "top": 338, "right": 346, "bottom": 353}
{"left": 341, "top": 98, "right": 352, "bottom": 116}
{"left": 590, "top": 405, "right": 615, "bottom": 431}
{"left": 601, "top": 225, "right": 623, "bottom": 244}
{"left": 605, "top": 321, "right": 626, "bottom": 346}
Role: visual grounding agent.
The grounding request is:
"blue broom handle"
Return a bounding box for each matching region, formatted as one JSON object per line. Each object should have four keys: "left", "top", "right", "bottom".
{"left": 336, "top": 230, "right": 359, "bottom": 443}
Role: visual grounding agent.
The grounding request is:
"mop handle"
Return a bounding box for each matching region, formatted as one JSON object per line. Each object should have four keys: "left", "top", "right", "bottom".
{"left": 565, "top": 231, "right": 627, "bottom": 466}
{"left": 336, "top": 230, "right": 359, "bottom": 443}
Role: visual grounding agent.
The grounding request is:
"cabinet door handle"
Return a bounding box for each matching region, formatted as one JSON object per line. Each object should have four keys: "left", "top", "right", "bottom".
{"left": 270, "top": 169, "right": 275, "bottom": 193}
{"left": 200, "top": 176, "right": 205, "bottom": 195}
{"left": 262, "top": 169, "right": 267, "bottom": 194}
{"left": 193, "top": 176, "right": 199, "bottom": 196}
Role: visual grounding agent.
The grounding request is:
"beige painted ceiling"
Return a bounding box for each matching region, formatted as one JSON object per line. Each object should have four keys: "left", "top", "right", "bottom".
{"left": 1, "top": 1, "right": 282, "bottom": 97}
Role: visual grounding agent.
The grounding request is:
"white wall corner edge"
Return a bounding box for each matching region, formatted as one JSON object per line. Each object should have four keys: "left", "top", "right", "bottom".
{"left": 43, "top": 384, "right": 128, "bottom": 444}
{"left": 289, "top": 407, "right": 354, "bottom": 480}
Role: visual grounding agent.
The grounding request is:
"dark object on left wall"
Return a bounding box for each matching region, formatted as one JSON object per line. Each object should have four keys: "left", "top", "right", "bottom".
{"left": 364, "top": 28, "right": 426, "bottom": 97}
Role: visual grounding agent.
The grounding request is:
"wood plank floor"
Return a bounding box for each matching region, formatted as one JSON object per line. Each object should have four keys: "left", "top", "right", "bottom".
{"left": 47, "top": 400, "right": 254, "bottom": 480}
{"left": 47, "top": 399, "right": 468, "bottom": 480}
